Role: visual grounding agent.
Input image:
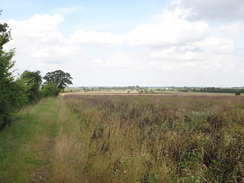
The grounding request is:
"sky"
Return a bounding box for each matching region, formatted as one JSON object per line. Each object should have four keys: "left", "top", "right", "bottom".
{"left": 1, "top": 0, "right": 244, "bottom": 87}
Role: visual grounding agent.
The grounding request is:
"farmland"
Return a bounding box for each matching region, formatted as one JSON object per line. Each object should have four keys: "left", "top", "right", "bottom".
{"left": 0, "top": 93, "right": 243, "bottom": 182}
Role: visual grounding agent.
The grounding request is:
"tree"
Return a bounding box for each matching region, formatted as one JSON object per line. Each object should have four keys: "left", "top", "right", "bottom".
{"left": 0, "top": 14, "right": 11, "bottom": 50}
{"left": 0, "top": 17, "right": 17, "bottom": 128}
{"left": 19, "top": 70, "right": 42, "bottom": 102}
{"left": 40, "top": 82, "right": 60, "bottom": 97}
{"left": 235, "top": 91, "right": 241, "bottom": 96}
{"left": 43, "top": 70, "right": 73, "bottom": 90}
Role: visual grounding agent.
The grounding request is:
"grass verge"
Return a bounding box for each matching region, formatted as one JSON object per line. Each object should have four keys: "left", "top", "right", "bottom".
{"left": 0, "top": 98, "right": 58, "bottom": 183}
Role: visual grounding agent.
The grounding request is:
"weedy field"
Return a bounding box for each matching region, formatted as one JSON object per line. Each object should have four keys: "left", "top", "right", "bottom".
{"left": 64, "top": 94, "right": 244, "bottom": 183}
{"left": 0, "top": 94, "right": 243, "bottom": 183}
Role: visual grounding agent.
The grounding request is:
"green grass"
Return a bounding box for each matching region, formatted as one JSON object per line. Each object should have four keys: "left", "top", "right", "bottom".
{"left": 0, "top": 98, "right": 58, "bottom": 183}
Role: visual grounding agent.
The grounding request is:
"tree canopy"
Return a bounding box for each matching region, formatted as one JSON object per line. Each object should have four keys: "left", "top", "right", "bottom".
{"left": 19, "top": 70, "right": 42, "bottom": 102}
{"left": 43, "top": 70, "right": 73, "bottom": 90}
{"left": 0, "top": 18, "right": 16, "bottom": 128}
{"left": 0, "top": 17, "right": 11, "bottom": 49}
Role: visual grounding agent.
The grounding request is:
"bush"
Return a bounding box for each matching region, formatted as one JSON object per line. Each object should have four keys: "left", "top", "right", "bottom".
{"left": 235, "top": 91, "right": 241, "bottom": 95}
{"left": 19, "top": 70, "right": 42, "bottom": 102}
{"left": 40, "top": 82, "right": 60, "bottom": 97}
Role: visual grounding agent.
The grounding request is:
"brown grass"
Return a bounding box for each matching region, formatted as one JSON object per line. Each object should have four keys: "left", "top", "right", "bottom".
{"left": 62, "top": 94, "right": 243, "bottom": 183}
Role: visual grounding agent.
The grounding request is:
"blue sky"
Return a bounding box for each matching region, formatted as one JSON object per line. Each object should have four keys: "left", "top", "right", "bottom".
{"left": 1, "top": 0, "right": 166, "bottom": 33}
{"left": 1, "top": 0, "right": 244, "bottom": 87}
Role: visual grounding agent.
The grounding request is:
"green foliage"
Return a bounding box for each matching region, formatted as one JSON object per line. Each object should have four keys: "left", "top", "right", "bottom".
{"left": 0, "top": 98, "right": 59, "bottom": 182}
{"left": 43, "top": 70, "right": 73, "bottom": 90}
{"left": 0, "top": 17, "right": 39, "bottom": 129}
{"left": 0, "top": 18, "right": 16, "bottom": 128}
{"left": 19, "top": 70, "right": 42, "bottom": 102}
{"left": 9, "top": 77, "right": 29, "bottom": 106}
{"left": 40, "top": 82, "right": 60, "bottom": 97}
{"left": 0, "top": 15, "right": 11, "bottom": 49}
{"left": 196, "top": 87, "right": 244, "bottom": 94}
{"left": 235, "top": 91, "right": 241, "bottom": 95}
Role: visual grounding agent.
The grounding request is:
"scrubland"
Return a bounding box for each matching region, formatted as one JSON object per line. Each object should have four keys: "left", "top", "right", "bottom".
{"left": 63, "top": 94, "right": 243, "bottom": 183}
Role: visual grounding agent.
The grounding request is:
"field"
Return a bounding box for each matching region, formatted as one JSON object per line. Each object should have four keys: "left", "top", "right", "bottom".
{"left": 63, "top": 93, "right": 244, "bottom": 182}
{"left": 0, "top": 93, "right": 243, "bottom": 182}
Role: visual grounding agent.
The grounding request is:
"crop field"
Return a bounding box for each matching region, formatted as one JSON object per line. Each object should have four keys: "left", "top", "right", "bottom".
{"left": 63, "top": 94, "right": 244, "bottom": 183}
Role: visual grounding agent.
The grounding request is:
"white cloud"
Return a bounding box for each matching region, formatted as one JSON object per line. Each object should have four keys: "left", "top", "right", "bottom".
{"left": 193, "top": 37, "right": 234, "bottom": 54}
{"left": 7, "top": 14, "right": 65, "bottom": 46}
{"left": 169, "top": 0, "right": 244, "bottom": 21}
{"left": 68, "top": 29, "right": 124, "bottom": 46}
{"left": 8, "top": 14, "right": 63, "bottom": 33}
{"left": 149, "top": 37, "right": 235, "bottom": 72}
{"left": 5, "top": 14, "right": 84, "bottom": 76}
{"left": 126, "top": 17, "right": 209, "bottom": 47}
{"left": 219, "top": 22, "right": 244, "bottom": 39}
{"left": 90, "top": 51, "right": 146, "bottom": 71}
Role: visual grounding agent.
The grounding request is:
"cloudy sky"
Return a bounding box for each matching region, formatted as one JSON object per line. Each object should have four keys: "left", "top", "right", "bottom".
{"left": 1, "top": 0, "right": 244, "bottom": 87}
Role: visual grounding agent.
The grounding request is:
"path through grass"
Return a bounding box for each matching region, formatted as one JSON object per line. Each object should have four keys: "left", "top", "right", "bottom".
{"left": 0, "top": 97, "right": 78, "bottom": 183}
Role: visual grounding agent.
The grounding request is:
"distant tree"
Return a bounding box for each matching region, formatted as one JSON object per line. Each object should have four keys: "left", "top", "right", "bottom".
{"left": 43, "top": 70, "right": 73, "bottom": 90}
{"left": 235, "top": 91, "right": 241, "bottom": 96}
{"left": 19, "top": 70, "right": 42, "bottom": 102}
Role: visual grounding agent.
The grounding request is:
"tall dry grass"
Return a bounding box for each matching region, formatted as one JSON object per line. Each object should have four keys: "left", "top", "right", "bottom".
{"left": 62, "top": 94, "right": 243, "bottom": 183}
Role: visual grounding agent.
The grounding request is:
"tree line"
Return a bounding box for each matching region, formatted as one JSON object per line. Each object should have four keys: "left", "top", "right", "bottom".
{"left": 192, "top": 87, "right": 243, "bottom": 95}
{"left": 0, "top": 16, "right": 73, "bottom": 129}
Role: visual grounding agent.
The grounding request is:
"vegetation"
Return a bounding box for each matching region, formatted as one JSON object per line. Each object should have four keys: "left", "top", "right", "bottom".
{"left": 0, "top": 22, "right": 72, "bottom": 128}
{"left": 67, "top": 86, "right": 244, "bottom": 95}
{"left": 0, "top": 17, "right": 73, "bottom": 129}
{"left": 40, "top": 82, "right": 61, "bottom": 97}
{"left": 0, "top": 98, "right": 65, "bottom": 182}
{"left": 43, "top": 70, "right": 73, "bottom": 90}
{"left": 0, "top": 93, "right": 243, "bottom": 182}
{"left": 19, "top": 70, "right": 42, "bottom": 102}
{"left": 0, "top": 19, "right": 18, "bottom": 128}
{"left": 63, "top": 94, "right": 243, "bottom": 183}
{"left": 193, "top": 87, "right": 244, "bottom": 94}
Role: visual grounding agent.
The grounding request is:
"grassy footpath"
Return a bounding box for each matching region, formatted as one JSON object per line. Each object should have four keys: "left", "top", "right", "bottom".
{"left": 0, "top": 97, "right": 78, "bottom": 183}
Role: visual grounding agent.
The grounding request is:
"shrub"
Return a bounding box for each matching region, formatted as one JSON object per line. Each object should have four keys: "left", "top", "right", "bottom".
{"left": 235, "top": 91, "right": 241, "bottom": 95}
{"left": 40, "top": 82, "right": 61, "bottom": 97}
